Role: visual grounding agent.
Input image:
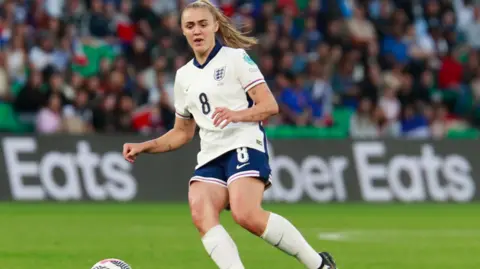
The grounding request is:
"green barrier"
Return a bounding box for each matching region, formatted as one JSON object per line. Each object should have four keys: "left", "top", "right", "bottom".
{"left": 446, "top": 128, "right": 480, "bottom": 139}
{"left": 265, "top": 125, "right": 348, "bottom": 139}
{"left": 0, "top": 103, "right": 34, "bottom": 132}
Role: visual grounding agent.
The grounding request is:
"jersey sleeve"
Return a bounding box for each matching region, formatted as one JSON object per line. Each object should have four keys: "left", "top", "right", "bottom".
{"left": 234, "top": 49, "right": 266, "bottom": 92}
{"left": 173, "top": 71, "right": 192, "bottom": 119}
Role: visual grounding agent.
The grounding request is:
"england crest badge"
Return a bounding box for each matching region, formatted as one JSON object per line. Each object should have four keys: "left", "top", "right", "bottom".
{"left": 213, "top": 66, "right": 226, "bottom": 81}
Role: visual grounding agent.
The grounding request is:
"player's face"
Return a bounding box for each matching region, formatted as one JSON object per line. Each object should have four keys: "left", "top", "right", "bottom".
{"left": 182, "top": 8, "right": 219, "bottom": 55}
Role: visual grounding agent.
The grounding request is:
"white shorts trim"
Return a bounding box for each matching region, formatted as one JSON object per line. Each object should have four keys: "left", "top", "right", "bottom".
{"left": 227, "top": 170, "right": 260, "bottom": 185}
{"left": 266, "top": 174, "right": 272, "bottom": 190}
{"left": 190, "top": 176, "right": 227, "bottom": 188}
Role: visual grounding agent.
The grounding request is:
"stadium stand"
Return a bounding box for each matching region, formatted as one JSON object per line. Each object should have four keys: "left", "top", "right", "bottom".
{"left": 0, "top": 0, "right": 479, "bottom": 139}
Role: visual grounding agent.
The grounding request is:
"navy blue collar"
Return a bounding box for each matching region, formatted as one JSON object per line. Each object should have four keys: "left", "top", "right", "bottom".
{"left": 193, "top": 40, "right": 223, "bottom": 69}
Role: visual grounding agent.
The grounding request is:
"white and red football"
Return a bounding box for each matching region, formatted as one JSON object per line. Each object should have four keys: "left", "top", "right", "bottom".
{"left": 91, "top": 258, "right": 132, "bottom": 269}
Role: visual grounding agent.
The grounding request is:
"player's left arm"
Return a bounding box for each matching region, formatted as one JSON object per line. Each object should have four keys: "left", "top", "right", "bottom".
{"left": 238, "top": 83, "right": 279, "bottom": 122}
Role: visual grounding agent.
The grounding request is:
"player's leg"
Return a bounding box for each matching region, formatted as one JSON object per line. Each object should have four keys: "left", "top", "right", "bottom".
{"left": 228, "top": 178, "right": 336, "bottom": 269}
{"left": 188, "top": 180, "right": 228, "bottom": 235}
{"left": 225, "top": 148, "right": 336, "bottom": 269}
{"left": 189, "top": 164, "right": 245, "bottom": 269}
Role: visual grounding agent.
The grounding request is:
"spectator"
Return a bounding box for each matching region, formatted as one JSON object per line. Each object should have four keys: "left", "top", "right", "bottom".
{"left": 63, "top": 89, "right": 93, "bottom": 133}
{"left": 430, "top": 104, "right": 450, "bottom": 138}
{"left": 107, "top": 70, "right": 127, "bottom": 93}
{"left": 454, "top": 0, "right": 474, "bottom": 33}
{"left": 0, "top": 14, "right": 11, "bottom": 48}
{"left": 382, "top": 62, "right": 403, "bottom": 93}
{"left": 438, "top": 49, "right": 463, "bottom": 90}
{"left": 397, "top": 73, "right": 416, "bottom": 107}
{"left": 310, "top": 63, "right": 333, "bottom": 126}
{"left": 291, "top": 40, "right": 308, "bottom": 74}
{"left": 130, "top": 0, "right": 158, "bottom": 39}
{"left": 64, "top": 0, "right": 87, "bottom": 30}
{"left": 88, "top": 0, "right": 113, "bottom": 39}
{"left": 45, "top": 0, "right": 65, "bottom": 19}
{"left": 28, "top": 33, "right": 55, "bottom": 71}
{"left": 131, "top": 73, "right": 150, "bottom": 106}
{"left": 6, "top": 35, "right": 27, "bottom": 83}
{"left": 381, "top": 23, "right": 409, "bottom": 65}
{"left": 13, "top": 70, "right": 45, "bottom": 116}
{"left": 36, "top": 93, "right": 63, "bottom": 134}
{"left": 303, "top": 17, "right": 322, "bottom": 52}
{"left": 359, "top": 64, "right": 381, "bottom": 103}
{"left": 46, "top": 72, "right": 69, "bottom": 105}
{"left": 405, "top": 23, "right": 434, "bottom": 61}
{"left": 85, "top": 76, "right": 103, "bottom": 100}
{"left": 152, "top": 0, "right": 177, "bottom": 16}
{"left": 69, "top": 72, "right": 85, "bottom": 93}
{"left": 417, "top": 25, "right": 448, "bottom": 66}
{"left": 151, "top": 35, "right": 179, "bottom": 72}
{"left": 372, "top": 0, "right": 393, "bottom": 39}
{"left": 350, "top": 97, "right": 377, "bottom": 138}
{"left": 258, "top": 54, "right": 276, "bottom": 86}
{"left": 113, "top": 0, "right": 135, "bottom": 46}
{"left": 52, "top": 36, "right": 72, "bottom": 73}
{"left": 126, "top": 35, "right": 152, "bottom": 73}
{"left": 0, "top": 52, "right": 10, "bottom": 102}
{"left": 347, "top": 4, "right": 377, "bottom": 47}
{"left": 115, "top": 93, "right": 135, "bottom": 132}
{"left": 400, "top": 104, "right": 430, "bottom": 138}
{"left": 465, "top": 6, "right": 480, "bottom": 49}
{"left": 412, "top": 70, "right": 434, "bottom": 105}
{"left": 278, "top": 73, "right": 310, "bottom": 126}
{"left": 471, "top": 69, "right": 480, "bottom": 104}
{"left": 373, "top": 105, "right": 400, "bottom": 137}
{"left": 331, "top": 54, "right": 360, "bottom": 108}
{"left": 132, "top": 104, "right": 165, "bottom": 135}
{"left": 92, "top": 94, "right": 117, "bottom": 132}
{"left": 378, "top": 86, "right": 401, "bottom": 123}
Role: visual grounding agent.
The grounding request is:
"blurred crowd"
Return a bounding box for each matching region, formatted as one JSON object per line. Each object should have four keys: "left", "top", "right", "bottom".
{"left": 1, "top": 0, "right": 480, "bottom": 139}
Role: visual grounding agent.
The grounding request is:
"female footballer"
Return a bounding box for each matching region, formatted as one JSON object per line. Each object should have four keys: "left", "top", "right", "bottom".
{"left": 122, "top": 1, "right": 337, "bottom": 268}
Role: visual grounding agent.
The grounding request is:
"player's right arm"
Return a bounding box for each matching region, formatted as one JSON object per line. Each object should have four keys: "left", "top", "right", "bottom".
{"left": 141, "top": 117, "right": 196, "bottom": 154}
{"left": 123, "top": 117, "right": 196, "bottom": 162}
{"left": 143, "top": 68, "right": 196, "bottom": 153}
{"left": 123, "top": 69, "right": 196, "bottom": 162}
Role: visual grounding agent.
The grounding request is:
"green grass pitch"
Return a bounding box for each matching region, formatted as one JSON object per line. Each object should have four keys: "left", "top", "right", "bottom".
{"left": 0, "top": 203, "right": 479, "bottom": 269}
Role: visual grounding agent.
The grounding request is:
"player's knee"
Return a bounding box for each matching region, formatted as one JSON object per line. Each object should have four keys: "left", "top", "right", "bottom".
{"left": 189, "top": 195, "right": 220, "bottom": 232}
{"left": 231, "top": 206, "right": 258, "bottom": 231}
{"left": 189, "top": 196, "right": 208, "bottom": 225}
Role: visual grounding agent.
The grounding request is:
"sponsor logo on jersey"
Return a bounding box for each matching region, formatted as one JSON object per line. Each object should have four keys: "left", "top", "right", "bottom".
{"left": 236, "top": 163, "right": 250, "bottom": 169}
{"left": 243, "top": 53, "right": 256, "bottom": 65}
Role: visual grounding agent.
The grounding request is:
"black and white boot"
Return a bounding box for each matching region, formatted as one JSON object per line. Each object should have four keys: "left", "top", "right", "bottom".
{"left": 318, "top": 252, "right": 337, "bottom": 269}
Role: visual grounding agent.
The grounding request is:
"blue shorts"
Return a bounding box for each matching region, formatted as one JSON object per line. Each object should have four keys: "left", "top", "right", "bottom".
{"left": 190, "top": 147, "right": 272, "bottom": 188}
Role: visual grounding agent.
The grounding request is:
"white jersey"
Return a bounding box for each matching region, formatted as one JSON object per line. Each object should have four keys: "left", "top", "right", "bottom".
{"left": 174, "top": 43, "right": 267, "bottom": 169}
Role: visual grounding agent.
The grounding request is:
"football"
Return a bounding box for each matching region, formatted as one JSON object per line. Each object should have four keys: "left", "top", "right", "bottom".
{"left": 91, "top": 258, "right": 132, "bottom": 269}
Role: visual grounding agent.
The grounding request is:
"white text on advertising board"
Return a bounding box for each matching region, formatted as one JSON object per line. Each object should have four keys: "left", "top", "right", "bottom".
{"left": 2, "top": 137, "right": 137, "bottom": 201}
{"left": 264, "top": 141, "right": 475, "bottom": 202}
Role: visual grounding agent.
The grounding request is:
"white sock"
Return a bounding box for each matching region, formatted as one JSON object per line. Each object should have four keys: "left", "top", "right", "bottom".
{"left": 261, "top": 213, "right": 322, "bottom": 269}
{"left": 201, "top": 225, "right": 245, "bottom": 269}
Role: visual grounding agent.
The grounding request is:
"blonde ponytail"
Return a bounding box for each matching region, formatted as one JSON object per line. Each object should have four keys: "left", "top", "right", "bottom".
{"left": 184, "top": 0, "right": 258, "bottom": 49}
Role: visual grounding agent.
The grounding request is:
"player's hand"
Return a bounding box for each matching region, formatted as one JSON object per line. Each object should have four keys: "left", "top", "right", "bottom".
{"left": 122, "top": 143, "right": 144, "bottom": 163}
{"left": 212, "top": 107, "right": 242, "bottom": 129}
